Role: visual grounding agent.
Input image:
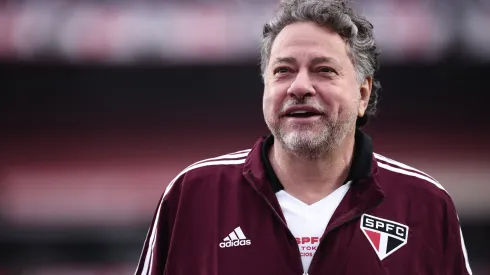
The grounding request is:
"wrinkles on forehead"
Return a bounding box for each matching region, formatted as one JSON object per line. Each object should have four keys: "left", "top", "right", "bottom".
{"left": 267, "top": 22, "right": 354, "bottom": 75}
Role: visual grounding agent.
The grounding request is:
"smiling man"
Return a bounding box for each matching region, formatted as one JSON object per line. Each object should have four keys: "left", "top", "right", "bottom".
{"left": 134, "top": 1, "right": 472, "bottom": 274}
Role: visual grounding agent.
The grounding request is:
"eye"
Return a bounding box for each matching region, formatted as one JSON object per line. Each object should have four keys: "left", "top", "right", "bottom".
{"left": 273, "top": 67, "right": 292, "bottom": 75}
{"left": 317, "top": 67, "right": 336, "bottom": 74}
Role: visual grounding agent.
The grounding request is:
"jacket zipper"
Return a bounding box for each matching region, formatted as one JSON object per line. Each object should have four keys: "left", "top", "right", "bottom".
{"left": 247, "top": 171, "right": 306, "bottom": 275}
{"left": 306, "top": 197, "right": 386, "bottom": 275}
{"left": 246, "top": 170, "right": 385, "bottom": 275}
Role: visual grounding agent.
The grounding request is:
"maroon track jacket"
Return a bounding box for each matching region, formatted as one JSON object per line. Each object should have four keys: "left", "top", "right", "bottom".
{"left": 134, "top": 131, "right": 472, "bottom": 275}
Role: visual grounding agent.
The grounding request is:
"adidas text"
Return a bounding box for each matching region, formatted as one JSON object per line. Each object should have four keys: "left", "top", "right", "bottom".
{"left": 219, "top": 239, "right": 251, "bottom": 248}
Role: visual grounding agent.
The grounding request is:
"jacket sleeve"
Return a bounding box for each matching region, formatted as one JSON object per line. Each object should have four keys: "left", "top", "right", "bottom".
{"left": 441, "top": 196, "right": 473, "bottom": 275}
{"left": 134, "top": 177, "right": 183, "bottom": 275}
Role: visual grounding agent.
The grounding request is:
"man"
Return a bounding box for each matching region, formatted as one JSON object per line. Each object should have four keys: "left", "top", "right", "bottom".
{"left": 134, "top": 0, "right": 472, "bottom": 274}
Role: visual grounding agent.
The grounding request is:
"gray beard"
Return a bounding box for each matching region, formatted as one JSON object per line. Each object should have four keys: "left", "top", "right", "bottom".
{"left": 269, "top": 115, "right": 356, "bottom": 160}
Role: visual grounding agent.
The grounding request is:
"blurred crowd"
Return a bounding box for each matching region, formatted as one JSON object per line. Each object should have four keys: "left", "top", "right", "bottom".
{"left": 0, "top": 0, "right": 489, "bottom": 63}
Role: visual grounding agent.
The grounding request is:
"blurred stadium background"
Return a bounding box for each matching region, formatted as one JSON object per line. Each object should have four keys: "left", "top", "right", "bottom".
{"left": 1, "top": 0, "right": 489, "bottom": 274}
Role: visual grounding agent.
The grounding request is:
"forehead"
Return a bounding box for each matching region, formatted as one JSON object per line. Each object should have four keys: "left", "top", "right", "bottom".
{"left": 270, "top": 21, "right": 349, "bottom": 64}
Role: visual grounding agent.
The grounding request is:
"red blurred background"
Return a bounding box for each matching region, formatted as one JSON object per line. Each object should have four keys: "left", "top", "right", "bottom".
{"left": 1, "top": 0, "right": 489, "bottom": 274}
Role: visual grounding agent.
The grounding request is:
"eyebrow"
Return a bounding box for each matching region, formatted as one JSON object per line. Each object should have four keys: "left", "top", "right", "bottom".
{"left": 271, "top": 57, "right": 296, "bottom": 66}
{"left": 272, "top": 56, "right": 341, "bottom": 67}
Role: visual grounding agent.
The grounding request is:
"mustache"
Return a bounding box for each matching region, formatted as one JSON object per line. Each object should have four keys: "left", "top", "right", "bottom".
{"left": 279, "top": 98, "right": 325, "bottom": 113}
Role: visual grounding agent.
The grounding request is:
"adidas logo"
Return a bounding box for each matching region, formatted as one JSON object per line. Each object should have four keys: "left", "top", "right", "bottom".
{"left": 218, "top": 227, "right": 251, "bottom": 248}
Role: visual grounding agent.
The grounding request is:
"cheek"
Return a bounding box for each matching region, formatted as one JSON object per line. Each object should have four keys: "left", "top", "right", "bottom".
{"left": 336, "top": 96, "right": 359, "bottom": 113}
{"left": 319, "top": 87, "right": 358, "bottom": 115}
{"left": 262, "top": 92, "right": 271, "bottom": 112}
{"left": 263, "top": 88, "right": 281, "bottom": 113}
{"left": 319, "top": 88, "right": 345, "bottom": 108}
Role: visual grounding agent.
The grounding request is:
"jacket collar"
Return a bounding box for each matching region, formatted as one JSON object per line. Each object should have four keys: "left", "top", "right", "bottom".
{"left": 260, "top": 128, "right": 373, "bottom": 193}
{"left": 243, "top": 129, "right": 385, "bottom": 218}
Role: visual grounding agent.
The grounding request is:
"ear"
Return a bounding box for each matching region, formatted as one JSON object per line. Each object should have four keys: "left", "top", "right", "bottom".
{"left": 358, "top": 76, "right": 372, "bottom": 117}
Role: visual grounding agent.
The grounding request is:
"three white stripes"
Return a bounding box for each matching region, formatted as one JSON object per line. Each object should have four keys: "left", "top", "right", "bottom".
{"left": 375, "top": 153, "right": 472, "bottom": 275}
{"left": 374, "top": 153, "right": 436, "bottom": 180}
{"left": 139, "top": 150, "right": 249, "bottom": 275}
{"left": 223, "top": 227, "right": 247, "bottom": 241}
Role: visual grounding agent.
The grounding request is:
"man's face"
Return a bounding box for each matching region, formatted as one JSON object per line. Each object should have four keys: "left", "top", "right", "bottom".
{"left": 263, "top": 21, "right": 371, "bottom": 158}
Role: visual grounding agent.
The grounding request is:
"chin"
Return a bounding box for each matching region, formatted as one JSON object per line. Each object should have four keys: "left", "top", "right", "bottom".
{"left": 282, "top": 130, "right": 326, "bottom": 149}
{"left": 278, "top": 126, "right": 343, "bottom": 158}
{"left": 282, "top": 126, "right": 325, "bottom": 139}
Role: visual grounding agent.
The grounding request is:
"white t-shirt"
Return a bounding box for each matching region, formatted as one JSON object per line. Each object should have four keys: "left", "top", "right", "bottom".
{"left": 276, "top": 182, "right": 351, "bottom": 272}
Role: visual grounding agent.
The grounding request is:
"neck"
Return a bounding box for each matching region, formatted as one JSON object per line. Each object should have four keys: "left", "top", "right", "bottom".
{"left": 269, "top": 131, "right": 356, "bottom": 205}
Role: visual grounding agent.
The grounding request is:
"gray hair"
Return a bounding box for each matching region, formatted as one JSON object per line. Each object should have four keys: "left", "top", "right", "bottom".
{"left": 260, "top": 0, "right": 381, "bottom": 127}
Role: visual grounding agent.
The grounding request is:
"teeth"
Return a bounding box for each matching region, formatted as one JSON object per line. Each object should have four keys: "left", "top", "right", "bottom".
{"left": 290, "top": 110, "right": 308, "bottom": 114}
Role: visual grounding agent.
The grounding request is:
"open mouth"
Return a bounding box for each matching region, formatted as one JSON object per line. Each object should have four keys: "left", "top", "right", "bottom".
{"left": 286, "top": 110, "right": 321, "bottom": 118}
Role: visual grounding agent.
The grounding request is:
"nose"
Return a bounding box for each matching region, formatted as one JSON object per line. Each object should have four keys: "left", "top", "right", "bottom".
{"left": 287, "top": 70, "right": 315, "bottom": 98}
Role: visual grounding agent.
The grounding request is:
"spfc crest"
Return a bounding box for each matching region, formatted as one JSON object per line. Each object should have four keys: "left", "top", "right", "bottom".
{"left": 361, "top": 214, "right": 409, "bottom": 260}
